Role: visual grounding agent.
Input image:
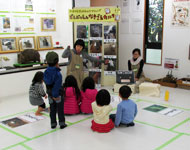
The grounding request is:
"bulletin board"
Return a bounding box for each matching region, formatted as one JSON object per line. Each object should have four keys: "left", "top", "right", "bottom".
{"left": 73, "top": 22, "right": 118, "bottom": 86}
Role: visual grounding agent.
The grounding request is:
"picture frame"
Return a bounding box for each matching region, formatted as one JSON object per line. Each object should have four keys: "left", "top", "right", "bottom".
{"left": 0, "top": 37, "right": 19, "bottom": 53}
{"left": 18, "top": 36, "right": 36, "bottom": 51}
{"left": 41, "top": 17, "right": 56, "bottom": 31}
{"left": 37, "top": 36, "right": 53, "bottom": 50}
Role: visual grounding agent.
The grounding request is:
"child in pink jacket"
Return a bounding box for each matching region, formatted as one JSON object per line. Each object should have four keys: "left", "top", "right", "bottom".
{"left": 63, "top": 75, "right": 81, "bottom": 114}
{"left": 81, "top": 77, "right": 98, "bottom": 114}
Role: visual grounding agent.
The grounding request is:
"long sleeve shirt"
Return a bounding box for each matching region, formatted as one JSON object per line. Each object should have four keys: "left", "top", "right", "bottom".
{"left": 62, "top": 47, "right": 104, "bottom": 65}
{"left": 92, "top": 102, "right": 113, "bottom": 124}
{"left": 128, "top": 59, "right": 144, "bottom": 79}
{"left": 115, "top": 99, "right": 137, "bottom": 127}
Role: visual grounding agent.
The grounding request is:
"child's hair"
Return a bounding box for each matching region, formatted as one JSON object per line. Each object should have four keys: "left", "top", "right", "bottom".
{"left": 96, "top": 89, "right": 110, "bottom": 106}
{"left": 74, "top": 39, "right": 85, "bottom": 50}
{"left": 63, "top": 75, "right": 81, "bottom": 100}
{"left": 132, "top": 48, "right": 141, "bottom": 56}
{"left": 32, "top": 71, "right": 44, "bottom": 86}
{"left": 81, "top": 77, "right": 95, "bottom": 92}
{"left": 119, "top": 85, "right": 132, "bottom": 99}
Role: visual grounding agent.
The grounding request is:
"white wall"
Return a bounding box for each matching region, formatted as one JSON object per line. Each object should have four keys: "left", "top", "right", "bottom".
{"left": 119, "top": 0, "right": 190, "bottom": 80}
{"left": 0, "top": 0, "right": 73, "bottom": 67}
{"left": 75, "top": 0, "right": 90, "bottom": 7}
{"left": 0, "top": 0, "right": 72, "bottom": 100}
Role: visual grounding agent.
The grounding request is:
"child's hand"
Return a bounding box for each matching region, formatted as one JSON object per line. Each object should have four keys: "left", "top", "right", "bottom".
{"left": 53, "top": 97, "right": 60, "bottom": 101}
{"left": 44, "top": 95, "right": 48, "bottom": 99}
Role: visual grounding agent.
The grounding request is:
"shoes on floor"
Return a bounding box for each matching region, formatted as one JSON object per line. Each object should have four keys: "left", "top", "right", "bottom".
{"left": 60, "top": 124, "right": 67, "bottom": 129}
{"left": 51, "top": 125, "right": 57, "bottom": 129}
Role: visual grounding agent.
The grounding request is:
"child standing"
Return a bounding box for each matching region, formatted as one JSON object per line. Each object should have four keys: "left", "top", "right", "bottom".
{"left": 63, "top": 75, "right": 81, "bottom": 115}
{"left": 44, "top": 51, "right": 67, "bottom": 129}
{"left": 110, "top": 85, "right": 137, "bottom": 127}
{"left": 29, "top": 71, "right": 47, "bottom": 116}
{"left": 91, "top": 89, "right": 114, "bottom": 133}
{"left": 80, "top": 77, "right": 98, "bottom": 114}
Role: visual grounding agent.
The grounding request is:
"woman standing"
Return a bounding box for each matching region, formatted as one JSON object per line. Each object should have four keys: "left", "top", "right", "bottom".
{"left": 62, "top": 39, "right": 107, "bottom": 88}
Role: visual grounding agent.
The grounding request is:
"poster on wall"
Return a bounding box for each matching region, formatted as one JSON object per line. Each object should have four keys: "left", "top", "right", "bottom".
{"left": 12, "top": 0, "right": 34, "bottom": 12}
{"left": 104, "top": 56, "right": 117, "bottom": 75}
{"left": 69, "top": 7, "right": 120, "bottom": 22}
{"left": 90, "top": 24, "right": 102, "bottom": 40}
{"left": 120, "top": 18, "right": 130, "bottom": 34}
{"left": 90, "top": 40, "right": 102, "bottom": 53}
{"left": 34, "top": 0, "right": 56, "bottom": 13}
{"left": 104, "top": 42, "right": 117, "bottom": 55}
{"left": 133, "top": 0, "right": 143, "bottom": 12}
{"left": 0, "top": 16, "right": 11, "bottom": 33}
{"left": 89, "top": 71, "right": 101, "bottom": 88}
{"left": 83, "top": 58, "right": 89, "bottom": 71}
{"left": 0, "top": 0, "right": 11, "bottom": 11}
{"left": 13, "top": 15, "right": 35, "bottom": 33}
{"left": 89, "top": 56, "right": 102, "bottom": 71}
{"left": 121, "top": 0, "right": 130, "bottom": 13}
{"left": 131, "top": 18, "right": 142, "bottom": 34}
{"left": 77, "top": 25, "right": 88, "bottom": 39}
{"left": 171, "top": 0, "right": 190, "bottom": 27}
{"left": 164, "top": 58, "right": 179, "bottom": 70}
{"left": 104, "top": 25, "right": 116, "bottom": 43}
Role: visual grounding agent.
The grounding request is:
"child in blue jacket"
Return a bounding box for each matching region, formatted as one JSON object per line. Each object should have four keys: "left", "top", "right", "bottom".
{"left": 44, "top": 51, "right": 67, "bottom": 129}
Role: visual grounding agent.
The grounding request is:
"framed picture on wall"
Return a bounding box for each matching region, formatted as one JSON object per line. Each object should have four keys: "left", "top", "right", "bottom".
{"left": 18, "top": 36, "right": 36, "bottom": 51}
{"left": 37, "top": 36, "right": 53, "bottom": 50}
{"left": 41, "top": 17, "right": 56, "bottom": 31}
{"left": 0, "top": 37, "right": 19, "bottom": 53}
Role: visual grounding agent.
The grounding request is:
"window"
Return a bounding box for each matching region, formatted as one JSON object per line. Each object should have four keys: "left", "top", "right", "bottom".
{"left": 144, "top": 0, "right": 164, "bottom": 65}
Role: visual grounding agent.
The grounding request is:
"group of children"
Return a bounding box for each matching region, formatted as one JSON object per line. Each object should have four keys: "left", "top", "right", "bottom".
{"left": 29, "top": 51, "right": 138, "bottom": 132}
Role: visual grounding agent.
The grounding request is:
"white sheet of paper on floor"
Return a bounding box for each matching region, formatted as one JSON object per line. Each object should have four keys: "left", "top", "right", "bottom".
{"left": 111, "top": 95, "right": 121, "bottom": 102}
{"left": 158, "top": 108, "right": 182, "bottom": 117}
{"left": 18, "top": 113, "right": 45, "bottom": 123}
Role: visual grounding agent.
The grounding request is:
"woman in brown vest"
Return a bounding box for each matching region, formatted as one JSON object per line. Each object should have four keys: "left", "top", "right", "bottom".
{"left": 128, "top": 48, "right": 145, "bottom": 93}
{"left": 62, "top": 39, "right": 107, "bottom": 88}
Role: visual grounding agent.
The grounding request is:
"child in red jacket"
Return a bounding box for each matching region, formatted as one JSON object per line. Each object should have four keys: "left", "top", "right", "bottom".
{"left": 80, "top": 77, "right": 98, "bottom": 114}
{"left": 63, "top": 75, "right": 81, "bottom": 114}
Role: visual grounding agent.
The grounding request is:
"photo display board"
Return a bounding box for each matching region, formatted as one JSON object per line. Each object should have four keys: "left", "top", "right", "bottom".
{"left": 74, "top": 22, "right": 118, "bottom": 86}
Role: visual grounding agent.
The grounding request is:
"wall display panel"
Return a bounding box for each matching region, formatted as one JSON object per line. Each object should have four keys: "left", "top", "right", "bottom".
{"left": 12, "top": 15, "right": 35, "bottom": 33}
{"left": 0, "top": 15, "right": 11, "bottom": 34}
{"left": 34, "top": 0, "right": 56, "bottom": 13}
{"left": 74, "top": 22, "right": 118, "bottom": 86}
{"left": 12, "top": 0, "right": 34, "bottom": 12}
{"left": 0, "top": 0, "right": 11, "bottom": 12}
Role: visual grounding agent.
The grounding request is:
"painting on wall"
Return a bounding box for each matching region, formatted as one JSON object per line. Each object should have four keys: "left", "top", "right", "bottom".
{"left": 41, "top": 17, "right": 56, "bottom": 31}
{"left": 171, "top": 0, "right": 190, "bottom": 27}
{"left": 0, "top": 37, "right": 19, "bottom": 53}
{"left": 18, "top": 36, "right": 36, "bottom": 50}
{"left": 37, "top": 36, "right": 53, "bottom": 50}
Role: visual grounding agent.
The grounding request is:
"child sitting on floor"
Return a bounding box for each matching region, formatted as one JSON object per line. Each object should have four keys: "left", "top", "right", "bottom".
{"left": 63, "top": 75, "right": 81, "bottom": 115}
{"left": 110, "top": 85, "right": 137, "bottom": 127}
{"left": 29, "top": 71, "right": 47, "bottom": 116}
{"left": 80, "top": 77, "right": 98, "bottom": 114}
{"left": 91, "top": 89, "right": 114, "bottom": 133}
